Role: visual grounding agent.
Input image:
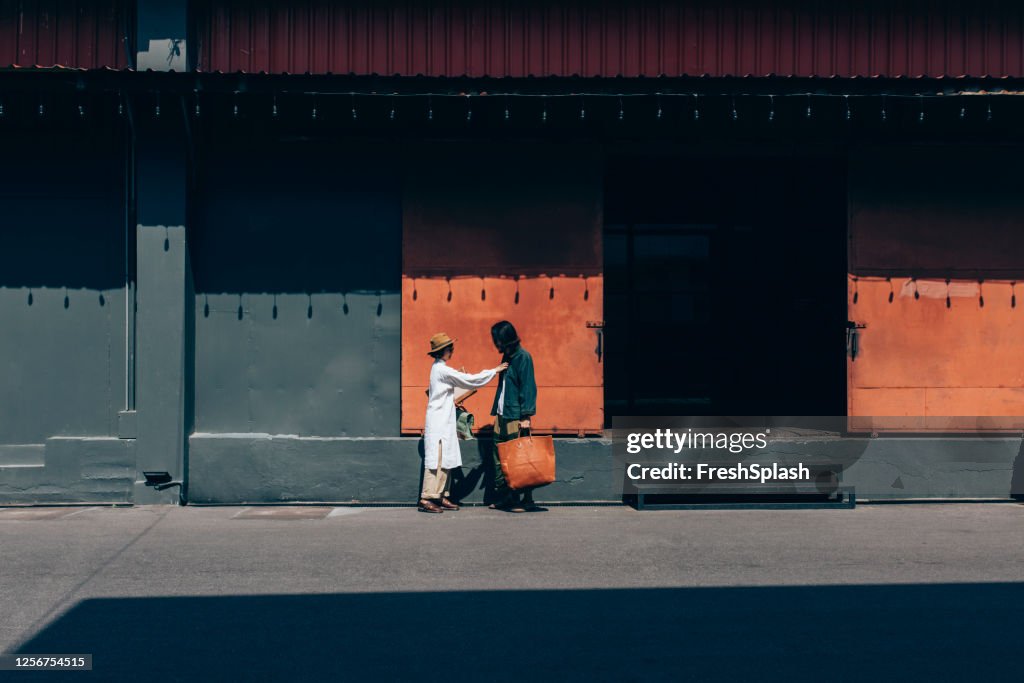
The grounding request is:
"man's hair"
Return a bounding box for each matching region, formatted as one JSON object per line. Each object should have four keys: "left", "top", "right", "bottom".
{"left": 490, "top": 320, "right": 520, "bottom": 354}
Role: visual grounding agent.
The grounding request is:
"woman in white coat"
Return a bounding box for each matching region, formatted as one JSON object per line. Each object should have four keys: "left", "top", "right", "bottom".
{"left": 420, "top": 332, "right": 507, "bottom": 513}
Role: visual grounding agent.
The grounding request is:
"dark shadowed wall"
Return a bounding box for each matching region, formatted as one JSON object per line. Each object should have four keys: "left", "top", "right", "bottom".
{"left": 191, "top": 136, "right": 402, "bottom": 437}
{"left": 0, "top": 128, "right": 127, "bottom": 444}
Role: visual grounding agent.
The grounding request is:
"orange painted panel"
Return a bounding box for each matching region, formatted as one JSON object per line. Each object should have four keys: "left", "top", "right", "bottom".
{"left": 402, "top": 385, "right": 604, "bottom": 436}
{"left": 401, "top": 276, "right": 604, "bottom": 434}
{"left": 849, "top": 390, "right": 1024, "bottom": 432}
{"left": 848, "top": 388, "right": 929, "bottom": 418}
{"left": 848, "top": 147, "right": 1024, "bottom": 428}
{"left": 401, "top": 142, "right": 604, "bottom": 435}
{"left": 849, "top": 278, "right": 1024, "bottom": 391}
{"left": 848, "top": 277, "right": 1024, "bottom": 420}
{"left": 925, "top": 389, "right": 1024, "bottom": 418}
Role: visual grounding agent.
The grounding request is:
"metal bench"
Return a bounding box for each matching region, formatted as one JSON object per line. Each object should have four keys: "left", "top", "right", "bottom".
{"left": 632, "top": 485, "right": 856, "bottom": 511}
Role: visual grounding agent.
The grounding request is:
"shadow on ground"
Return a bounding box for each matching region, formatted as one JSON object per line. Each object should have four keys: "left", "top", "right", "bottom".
{"left": 14, "top": 583, "right": 1023, "bottom": 681}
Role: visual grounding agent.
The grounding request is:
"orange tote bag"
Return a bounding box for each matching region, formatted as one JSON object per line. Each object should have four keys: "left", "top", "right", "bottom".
{"left": 497, "top": 433, "right": 556, "bottom": 490}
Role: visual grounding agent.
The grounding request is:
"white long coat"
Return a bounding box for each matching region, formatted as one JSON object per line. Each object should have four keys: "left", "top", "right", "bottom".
{"left": 423, "top": 360, "right": 496, "bottom": 470}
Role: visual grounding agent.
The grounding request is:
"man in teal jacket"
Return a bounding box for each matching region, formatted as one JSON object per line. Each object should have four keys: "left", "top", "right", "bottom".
{"left": 489, "top": 320, "right": 538, "bottom": 512}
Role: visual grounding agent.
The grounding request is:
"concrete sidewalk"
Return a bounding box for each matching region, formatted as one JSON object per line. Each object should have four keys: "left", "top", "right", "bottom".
{"left": 2, "top": 503, "right": 1023, "bottom": 681}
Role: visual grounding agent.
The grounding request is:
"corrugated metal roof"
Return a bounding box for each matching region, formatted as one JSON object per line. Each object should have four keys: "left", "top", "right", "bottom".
{"left": 196, "top": 1, "right": 1024, "bottom": 79}
{"left": 0, "top": 0, "right": 131, "bottom": 70}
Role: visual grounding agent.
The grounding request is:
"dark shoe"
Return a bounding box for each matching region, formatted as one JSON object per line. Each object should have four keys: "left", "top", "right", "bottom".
{"left": 505, "top": 504, "right": 527, "bottom": 513}
{"left": 418, "top": 499, "right": 443, "bottom": 513}
{"left": 439, "top": 498, "right": 460, "bottom": 511}
{"left": 488, "top": 493, "right": 516, "bottom": 510}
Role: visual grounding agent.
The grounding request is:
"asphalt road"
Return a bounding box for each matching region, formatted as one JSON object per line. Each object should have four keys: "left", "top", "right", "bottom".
{"left": 2, "top": 503, "right": 1023, "bottom": 682}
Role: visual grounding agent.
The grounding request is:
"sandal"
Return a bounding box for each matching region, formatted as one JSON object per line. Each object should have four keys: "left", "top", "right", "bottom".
{"left": 439, "top": 498, "right": 460, "bottom": 511}
{"left": 418, "top": 499, "right": 443, "bottom": 513}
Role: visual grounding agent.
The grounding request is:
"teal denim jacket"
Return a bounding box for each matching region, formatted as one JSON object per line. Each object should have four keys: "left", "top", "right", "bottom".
{"left": 490, "top": 347, "right": 537, "bottom": 420}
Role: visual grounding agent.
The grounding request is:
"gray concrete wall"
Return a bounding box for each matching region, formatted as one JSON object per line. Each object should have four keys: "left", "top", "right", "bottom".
{"left": 187, "top": 434, "right": 614, "bottom": 504}
{"left": 2, "top": 119, "right": 1021, "bottom": 506}
{"left": 0, "top": 438, "right": 135, "bottom": 505}
{"left": 132, "top": 113, "right": 191, "bottom": 505}
{"left": 135, "top": 0, "right": 187, "bottom": 71}
{"left": 846, "top": 438, "right": 1024, "bottom": 500}
{"left": 0, "top": 0, "right": 196, "bottom": 506}
{"left": 0, "top": 131, "right": 127, "bottom": 444}
{"left": 186, "top": 435, "right": 1023, "bottom": 504}
{"left": 192, "top": 138, "right": 402, "bottom": 437}
{"left": 0, "top": 128, "right": 135, "bottom": 504}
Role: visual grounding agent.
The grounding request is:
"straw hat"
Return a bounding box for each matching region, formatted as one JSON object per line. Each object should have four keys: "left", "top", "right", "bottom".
{"left": 427, "top": 332, "right": 456, "bottom": 355}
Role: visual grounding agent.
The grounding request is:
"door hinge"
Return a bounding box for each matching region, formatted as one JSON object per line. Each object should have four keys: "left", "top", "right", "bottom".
{"left": 846, "top": 321, "right": 867, "bottom": 360}
{"left": 587, "top": 321, "right": 604, "bottom": 362}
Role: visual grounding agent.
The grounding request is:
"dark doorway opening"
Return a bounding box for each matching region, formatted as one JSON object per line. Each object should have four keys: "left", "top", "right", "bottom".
{"left": 604, "top": 151, "right": 847, "bottom": 420}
